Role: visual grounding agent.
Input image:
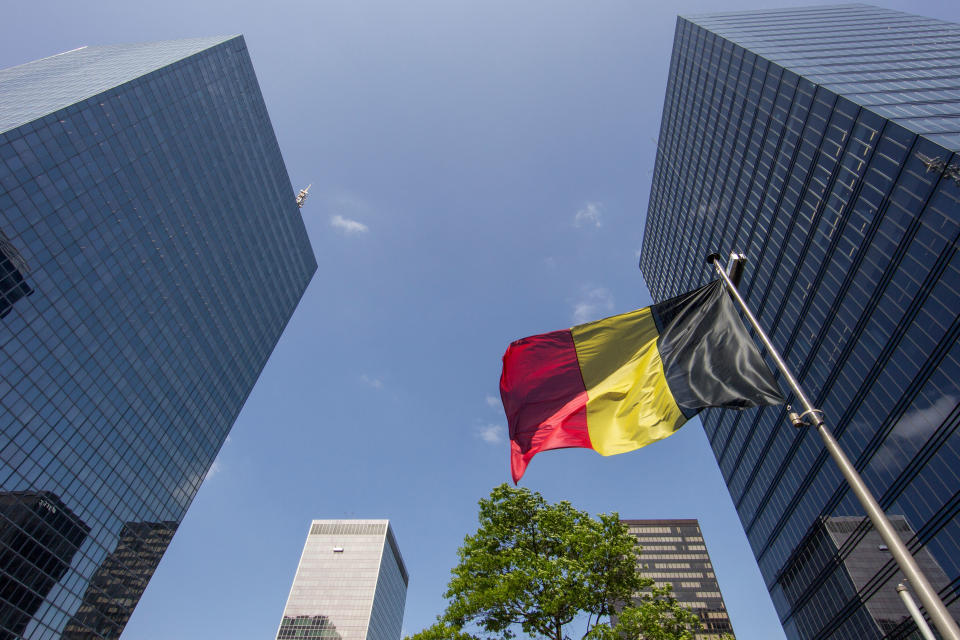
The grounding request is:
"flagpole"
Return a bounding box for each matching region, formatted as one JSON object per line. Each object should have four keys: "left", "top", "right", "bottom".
{"left": 706, "top": 253, "right": 960, "bottom": 640}
{"left": 899, "top": 582, "right": 937, "bottom": 640}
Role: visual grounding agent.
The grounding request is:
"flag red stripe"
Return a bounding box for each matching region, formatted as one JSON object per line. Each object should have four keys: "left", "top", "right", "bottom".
{"left": 500, "top": 329, "right": 592, "bottom": 482}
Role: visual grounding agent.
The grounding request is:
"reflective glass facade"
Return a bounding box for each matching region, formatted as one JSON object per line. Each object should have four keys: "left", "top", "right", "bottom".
{"left": 276, "top": 520, "right": 408, "bottom": 640}
{"left": 0, "top": 37, "right": 316, "bottom": 639}
{"left": 623, "top": 519, "right": 733, "bottom": 639}
{"left": 60, "top": 521, "right": 177, "bottom": 639}
{"left": 640, "top": 5, "right": 960, "bottom": 639}
{"left": 781, "top": 516, "right": 959, "bottom": 638}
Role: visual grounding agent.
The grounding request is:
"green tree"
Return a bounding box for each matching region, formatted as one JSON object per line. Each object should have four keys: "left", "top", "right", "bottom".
{"left": 407, "top": 484, "right": 707, "bottom": 640}
{"left": 587, "top": 585, "right": 710, "bottom": 640}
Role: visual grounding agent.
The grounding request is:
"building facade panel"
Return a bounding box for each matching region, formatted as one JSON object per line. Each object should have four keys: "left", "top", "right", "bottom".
{"left": 641, "top": 5, "right": 960, "bottom": 639}
{"left": 0, "top": 37, "right": 316, "bottom": 638}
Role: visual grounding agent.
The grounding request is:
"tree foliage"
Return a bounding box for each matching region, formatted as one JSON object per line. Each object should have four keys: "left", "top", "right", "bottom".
{"left": 587, "top": 585, "right": 708, "bottom": 640}
{"left": 406, "top": 484, "right": 713, "bottom": 640}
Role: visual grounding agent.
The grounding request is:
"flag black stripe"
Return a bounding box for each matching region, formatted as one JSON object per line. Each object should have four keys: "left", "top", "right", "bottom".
{"left": 652, "top": 280, "right": 785, "bottom": 416}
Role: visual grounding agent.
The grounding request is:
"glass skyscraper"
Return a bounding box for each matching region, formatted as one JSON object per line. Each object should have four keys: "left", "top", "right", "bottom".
{"left": 623, "top": 519, "right": 734, "bottom": 639}
{"left": 276, "top": 520, "right": 408, "bottom": 640}
{"left": 0, "top": 37, "right": 316, "bottom": 638}
{"left": 782, "top": 515, "right": 958, "bottom": 637}
{"left": 60, "top": 521, "right": 177, "bottom": 639}
{"left": 640, "top": 4, "right": 960, "bottom": 639}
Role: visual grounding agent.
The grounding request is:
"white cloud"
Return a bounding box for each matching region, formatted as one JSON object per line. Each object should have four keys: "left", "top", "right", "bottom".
{"left": 572, "top": 286, "right": 614, "bottom": 324}
{"left": 205, "top": 459, "right": 222, "bottom": 479}
{"left": 574, "top": 202, "right": 603, "bottom": 228}
{"left": 694, "top": 199, "right": 720, "bottom": 224}
{"left": 891, "top": 394, "right": 956, "bottom": 441}
{"left": 330, "top": 214, "right": 369, "bottom": 235}
{"left": 477, "top": 424, "right": 507, "bottom": 445}
{"left": 172, "top": 450, "right": 227, "bottom": 510}
{"left": 867, "top": 394, "right": 956, "bottom": 475}
{"left": 485, "top": 394, "right": 500, "bottom": 408}
{"left": 361, "top": 374, "right": 384, "bottom": 390}
{"left": 204, "top": 435, "right": 231, "bottom": 480}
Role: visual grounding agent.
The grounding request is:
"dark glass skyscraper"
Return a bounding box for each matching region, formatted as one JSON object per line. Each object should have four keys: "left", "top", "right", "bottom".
{"left": 781, "top": 515, "right": 959, "bottom": 638}
{"left": 60, "top": 521, "right": 177, "bottom": 640}
{"left": 0, "top": 37, "right": 316, "bottom": 638}
{"left": 623, "top": 519, "right": 734, "bottom": 639}
{"left": 0, "top": 492, "right": 89, "bottom": 639}
{"left": 640, "top": 5, "right": 960, "bottom": 639}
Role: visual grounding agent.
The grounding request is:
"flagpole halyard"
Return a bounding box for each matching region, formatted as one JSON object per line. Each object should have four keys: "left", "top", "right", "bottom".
{"left": 706, "top": 252, "right": 960, "bottom": 640}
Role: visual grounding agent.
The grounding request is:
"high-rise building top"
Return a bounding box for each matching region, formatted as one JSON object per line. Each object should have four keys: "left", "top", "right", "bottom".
{"left": 780, "top": 515, "right": 960, "bottom": 638}
{"left": 641, "top": 4, "right": 960, "bottom": 639}
{"left": 684, "top": 4, "right": 960, "bottom": 151}
{"left": 0, "top": 36, "right": 315, "bottom": 638}
{"left": 623, "top": 519, "right": 733, "bottom": 640}
{"left": 277, "top": 520, "right": 408, "bottom": 640}
{"left": 0, "top": 37, "right": 234, "bottom": 134}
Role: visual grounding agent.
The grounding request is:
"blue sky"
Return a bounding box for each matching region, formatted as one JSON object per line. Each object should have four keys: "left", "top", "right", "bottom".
{"left": 4, "top": 1, "right": 960, "bottom": 639}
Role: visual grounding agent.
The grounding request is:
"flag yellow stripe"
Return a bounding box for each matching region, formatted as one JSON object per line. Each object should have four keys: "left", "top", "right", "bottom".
{"left": 571, "top": 307, "right": 686, "bottom": 456}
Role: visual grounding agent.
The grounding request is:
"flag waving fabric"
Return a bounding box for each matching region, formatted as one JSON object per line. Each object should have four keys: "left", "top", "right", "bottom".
{"left": 500, "top": 280, "right": 784, "bottom": 483}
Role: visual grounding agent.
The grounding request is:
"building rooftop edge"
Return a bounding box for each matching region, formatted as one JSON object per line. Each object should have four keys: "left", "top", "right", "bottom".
{"left": 679, "top": 3, "right": 878, "bottom": 22}
{"left": 0, "top": 35, "right": 244, "bottom": 135}
{"left": 0, "top": 35, "right": 240, "bottom": 75}
{"left": 308, "top": 518, "right": 392, "bottom": 524}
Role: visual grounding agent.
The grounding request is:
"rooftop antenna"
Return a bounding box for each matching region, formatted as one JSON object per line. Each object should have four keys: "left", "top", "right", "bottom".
{"left": 296, "top": 184, "right": 312, "bottom": 209}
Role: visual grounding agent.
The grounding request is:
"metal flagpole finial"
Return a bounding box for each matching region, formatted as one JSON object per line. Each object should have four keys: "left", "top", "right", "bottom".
{"left": 295, "top": 184, "right": 312, "bottom": 209}
{"left": 707, "top": 251, "right": 746, "bottom": 289}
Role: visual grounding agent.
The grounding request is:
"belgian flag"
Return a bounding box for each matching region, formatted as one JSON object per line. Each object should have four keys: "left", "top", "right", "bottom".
{"left": 500, "top": 280, "right": 784, "bottom": 483}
